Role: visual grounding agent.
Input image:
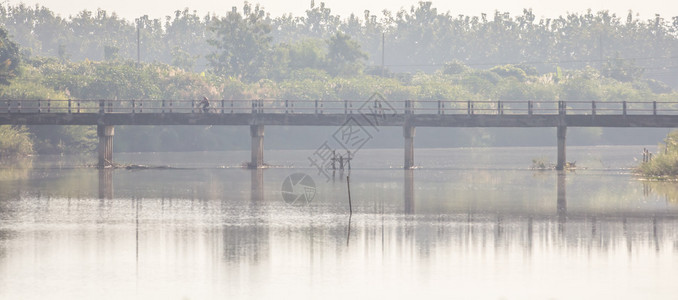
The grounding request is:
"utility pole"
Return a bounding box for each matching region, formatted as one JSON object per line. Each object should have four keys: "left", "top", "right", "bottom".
{"left": 136, "top": 18, "right": 141, "bottom": 64}
{"left": 381, "top": 32, "right": 385, "bottom": 76}
{"left": 598, "top": 34, "right": 603, "bottom": 71}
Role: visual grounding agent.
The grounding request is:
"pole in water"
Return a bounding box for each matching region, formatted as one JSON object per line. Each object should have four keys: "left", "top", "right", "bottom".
{"left": 347, "top": 175, "right": 352, "bottom": 215}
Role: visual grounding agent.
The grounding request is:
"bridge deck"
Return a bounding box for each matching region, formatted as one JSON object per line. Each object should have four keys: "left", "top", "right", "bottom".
{"left": 2, "top": 112, "right": 678, "bottom": 127}
{"left": 1, "top": 99, "right": 678, "bottom": 127}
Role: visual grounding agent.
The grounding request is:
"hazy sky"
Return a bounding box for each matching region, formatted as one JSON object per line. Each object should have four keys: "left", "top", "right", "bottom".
{"left": 11, "top": 0, "right": 678, "bottom": 21}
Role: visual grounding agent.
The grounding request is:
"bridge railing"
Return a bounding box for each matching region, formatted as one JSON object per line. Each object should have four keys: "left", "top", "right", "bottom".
{"left": 2, "top": 99, "right": 678, "bottom": 115}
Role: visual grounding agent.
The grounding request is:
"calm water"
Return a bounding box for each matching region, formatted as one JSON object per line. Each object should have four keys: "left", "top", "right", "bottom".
{"left": 1, "top": 146, "right": 677, "bottom": 299}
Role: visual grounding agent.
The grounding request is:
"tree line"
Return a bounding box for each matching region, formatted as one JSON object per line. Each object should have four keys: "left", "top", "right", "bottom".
{"left": 1, "top": 1, "right": 678, "bottom": 85}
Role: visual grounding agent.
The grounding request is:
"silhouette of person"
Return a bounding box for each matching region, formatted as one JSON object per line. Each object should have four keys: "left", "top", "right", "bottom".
{"left": 199, "top": 96, "right": 210, "bottom": 113}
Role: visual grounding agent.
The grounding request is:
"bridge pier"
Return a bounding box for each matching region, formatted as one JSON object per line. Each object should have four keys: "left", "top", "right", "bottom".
{"left": 403, "top": 125, "right": 416, "bottom": 169}
{"left": 249, "top": 125, "right": 265, "bottom": 169}
{"left": 556, "top": 126, "right": 567, "bottom": 171}
{"left": 97, "top": 125, "right": 114, "bottom": 168}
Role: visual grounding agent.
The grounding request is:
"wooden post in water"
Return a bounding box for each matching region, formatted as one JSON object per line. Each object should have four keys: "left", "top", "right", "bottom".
{"left": 97, "top": 125, "right": 115, "bottom": 168}
{"left": 556, "top": 126, "right": 567, "bottom": 170}
{"left": 403, "top": 125, "right": 416, "bottom": 169}
{"left": 249, "top": 125, "right": 265, "bottom": 169}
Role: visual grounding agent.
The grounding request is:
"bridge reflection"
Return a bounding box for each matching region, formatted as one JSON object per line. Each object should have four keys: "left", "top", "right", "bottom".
{"left": 88, "top": 168, "right": 678, "bottom": 223}
{"left": 399, "top": 169, "right": 569, "bottom": 217}
{"left": 98, "top": 169, "right": 114, "bottom": 200}
{"left": 251, "top": 169, "right": 264, "bottom": 202}
{"left": 11, "top": 167, "right": 675, "bottom": 263}
{"left": 558, "top": 171, "right": 567, "bottom": 228}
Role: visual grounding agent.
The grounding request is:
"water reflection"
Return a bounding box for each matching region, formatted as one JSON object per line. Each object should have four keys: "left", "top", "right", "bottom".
{"left": 98, "top": 169, "right": 113, "bottom": 200}
{"left": 643, "top": 181, "right": 678, "bottom": 203}
{"left": 251, "top": 168, "right": 264, "bottom": 202}
{"left": 404, "top": 169, "right": 414, "bottom": 214}
{"left": 557, "top": 171, "right": 567, "bottom": 232}
{"left": 2, "top": 149, "right": 678, "bottom": 299}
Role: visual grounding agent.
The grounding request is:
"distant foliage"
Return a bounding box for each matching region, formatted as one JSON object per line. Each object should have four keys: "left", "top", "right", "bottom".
{"left": 638, "top": 131, "right": 678, "bottom": 177}
{"left": 0, "top": 27, "right": 19, "bottom": 85}
{"left": 1, "top": 2, "right": 678, "bottom": 86}
{"left": 207, "top": 3, "right": 272, "bottom": 82}
{"left": 490, "top": 65, "right": 528, "bottom": 82}
{"left": 0, "top": 125, "right": 32, "bottom": 158}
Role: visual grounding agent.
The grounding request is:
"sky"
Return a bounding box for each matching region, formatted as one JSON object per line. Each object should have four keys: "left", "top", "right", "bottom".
{"left": 10, "top": 0, "right": 678, "bottom": 22}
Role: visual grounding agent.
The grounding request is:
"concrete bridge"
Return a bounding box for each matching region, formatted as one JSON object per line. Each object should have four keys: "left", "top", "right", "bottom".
{"left": 1, "top": 98, "right": 677, "bottom": 169}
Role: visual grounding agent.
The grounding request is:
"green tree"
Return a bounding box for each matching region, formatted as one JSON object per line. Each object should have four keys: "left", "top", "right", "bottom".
{"left": 0, "top": 27, "right": 20, "bottom": 85}
{"left": 326, "top": 32, "right": 366, "bottom": 76}
{"left": 0, "top": 125, "right": 32, "bottom": 158}
{"left": 207, "top": 3, "right": 272, "bottom": 81}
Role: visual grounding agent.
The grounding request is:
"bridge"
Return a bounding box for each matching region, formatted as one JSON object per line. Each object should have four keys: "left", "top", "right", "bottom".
{"left": 1, "top": 98, "right": 677, "bottom": 169}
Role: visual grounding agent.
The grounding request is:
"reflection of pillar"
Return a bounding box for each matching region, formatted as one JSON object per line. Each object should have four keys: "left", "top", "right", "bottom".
{"left": 97, "top": 125, "right": 114, "bottom": 168}
{"left": 403, "top": 125, "right": 416, "bottom": 169}
{"left": 556, "top": 126, "right": 567, "bottom": 170}
{"left": 557, "top": 171, "right": 567, "bottom": 228}
{"left": 251, "top": 169, "right": 264, "bottom": 202}
{"left": 98, "top": 169, "right": 113, "bottom": 200}
{"left": 526, "top": 217, "right": 533, "bottom": 254}
{"left": 249, "top": 125, "right": 264, "bottom": 169}
{"left": 404, "top": 169, "right": 414, "bottom": 214}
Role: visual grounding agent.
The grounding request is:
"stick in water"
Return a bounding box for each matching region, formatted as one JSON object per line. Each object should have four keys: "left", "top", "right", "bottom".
{"left": 347, "top": 175, "right": 352, "bottom": 215}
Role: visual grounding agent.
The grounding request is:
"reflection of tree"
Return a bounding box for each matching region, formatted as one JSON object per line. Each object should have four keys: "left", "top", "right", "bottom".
{"left": 0, "top": 156, "right": 32, "bottom": 181}
{"left": 643, "top": 181, "right": 678, "bottom": 203}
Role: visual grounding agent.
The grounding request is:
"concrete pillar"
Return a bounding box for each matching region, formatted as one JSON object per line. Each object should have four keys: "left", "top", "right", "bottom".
{"left": 249, "top": 125, "right": 264, "bottom": 169}
{"left": 403, "top": 125, "right": 416, "bottom": 169}
{"left": 97, "top": 125, "right": 114, "bottom": 168}
{"left": 556, "top": 126, "right": 566, "bottom": 170}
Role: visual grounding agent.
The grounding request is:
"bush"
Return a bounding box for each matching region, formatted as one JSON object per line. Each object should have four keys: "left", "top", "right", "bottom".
{"left": 0, "top": 125, "right": 33, "bottom": 158}
{"left": 442, "top": 60, "right": 469, "bottom": 75}
{"left": 638, "top": 130, "right": 678, "bottom": 177}
{"left": 490, "top": 65, "right": 528, "bottom": 82}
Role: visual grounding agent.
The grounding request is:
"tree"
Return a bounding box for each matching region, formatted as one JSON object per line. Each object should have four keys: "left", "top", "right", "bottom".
{"left": 326, "top": 32, "right": 367, "bottom": 76}
{"left": 0, "top": 27, "right": 20, "bottom": 85}
{"left": 602, "top": 56, "right": 644, "bottom": 82}
{"left": 207, "top": 3, "right": 272, "bottom": 82}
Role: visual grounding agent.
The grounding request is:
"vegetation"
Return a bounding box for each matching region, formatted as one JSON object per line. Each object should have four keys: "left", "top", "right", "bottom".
{"left": 0, "top": 125, "right": 32, "bottom": 158}
{"left": 1, "top": 2, "right": 678, "bottom": 84}
{"left": 638, "top": 131, "right": 678, "bottom": 178}
{"left": 531, "top": 157, "right": 551, "bottom": 170}
{"left": 0, "top": 27, "right": 19, "bottom": 84}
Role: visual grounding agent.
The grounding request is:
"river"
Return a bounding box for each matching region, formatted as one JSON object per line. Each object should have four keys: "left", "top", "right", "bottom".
{"left": 1, "top": 146, "right": 676, "bottom": 299}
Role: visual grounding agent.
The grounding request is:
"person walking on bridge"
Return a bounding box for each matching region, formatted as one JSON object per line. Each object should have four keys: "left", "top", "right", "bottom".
{"left": 199, "top": 96, "right": 210, "bottom": 113}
